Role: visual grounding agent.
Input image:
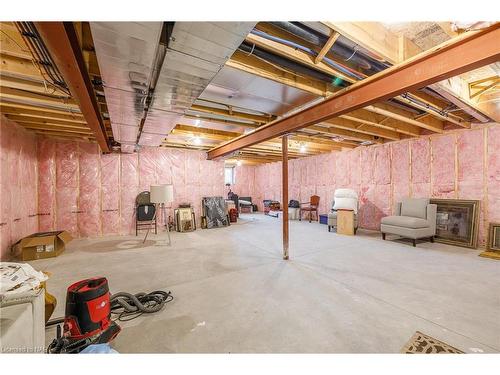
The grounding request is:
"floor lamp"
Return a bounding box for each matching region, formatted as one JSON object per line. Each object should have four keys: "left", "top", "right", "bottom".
{"left": 148, "top": 184, "right": 174, "bottom": 246}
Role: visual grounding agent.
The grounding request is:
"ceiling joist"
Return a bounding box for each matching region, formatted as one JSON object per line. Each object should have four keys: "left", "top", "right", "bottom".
{"left": 208, "top": 25, "right": 500, "bottom": 159}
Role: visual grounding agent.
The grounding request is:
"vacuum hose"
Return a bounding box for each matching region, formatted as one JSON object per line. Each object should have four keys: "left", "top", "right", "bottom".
{"left": 110, "top": 290, "right": 173, "bottom": 321}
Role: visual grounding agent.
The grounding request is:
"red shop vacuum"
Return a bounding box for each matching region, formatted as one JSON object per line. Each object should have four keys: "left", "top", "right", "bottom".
{"left": 47, "top": 277, "right": 121, "bottom": 353}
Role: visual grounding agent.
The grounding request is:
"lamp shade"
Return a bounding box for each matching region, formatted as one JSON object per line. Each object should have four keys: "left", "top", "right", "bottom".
{"left": 150, "top": 184, "right": 173, "bottom": 204}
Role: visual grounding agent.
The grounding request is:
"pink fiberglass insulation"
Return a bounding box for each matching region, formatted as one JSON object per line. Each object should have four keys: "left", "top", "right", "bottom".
{"left": 391, "top": 141, "right": 410, "bottom": 208}
{"left": 457, "top": 129, "right": 486, "bottom": 245}
{"left": 56, "top": 141, "right": 79, "bottom": 236}
{"left": 306, "top": 156, "right": 317, "bottom": 185}
{"left": 411, "top": 138, "right": 431, "bottom": 199}
{"left": 326, "top": 152, "right": 337, "bottom": 184}
{"left": 458, "top": 129, "right": 484, "bottom": 199}
{"left": 101, "top": 153, "right": 120, "bottom": 235}
{"left": 316, "top": 185, "right": 328, "bottom": 214}
{"left": 374, "top": 145, "right": 391, "bottom": 185}
{"left": 360, "top": 147, "right": 374, "bottom": 185}
{"left": 233, "top": 165, "right": 256, "bottom": 199}
{"left": 78, "top": 142, "right": 101, "bottom": 237}
{"left": 138, "top": 146, "right": 158, "bottom": 191}
{"left": 1, "top": 117, "right": 38, "bottom": 260}
{"left": 431, "top": 134, "right": 456, "bottom": 198}
{"left": 411, "top": 138, "right": 430, "bottom": 184}
{"left": 336, "top": 151, "right": 350, "bottom": 187}
{"left": 358, "top": 184, "right": 376, "bottom": 229}
{"left": 156, "top": 147, "right": 172, "bottom": 185}
{"left": 37, "top": 137, "right": 56, "bottom": 232}
{"left": 316, "top": 154, "right": 328, "bottom": 187}
{"left": 120, "top": 153, "right": 139, "bottom": 235}
{"left": 349, "top": 149, "right": 361, "bottom": 187}
{"left": 487, "top": 126, "right": 500, "bottom": 223}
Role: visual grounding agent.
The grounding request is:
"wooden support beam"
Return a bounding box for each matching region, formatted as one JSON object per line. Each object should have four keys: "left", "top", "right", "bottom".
{"left": 341, "top": 109, "right": 421, "bottom": 136}
{"left": 434, "top": 77, "right": 499, "bottom": 122}
{"left": 185, "top": 114, "right": 260, "bottom": 129}
{"left": 365, "top": 104, "right": 445, "bottom": 133}
{"left": 0, "top": 105, "right": 86, "bottom": 123}
{"left": 35, "top": 22, "right": 110, "bottom": 152}
{"left": 323, "top": 21, "right": 418, "bottom": 65}
{"left": 0, "top": 86, "right": 77, "bottom": 107}
{"left": 306, "top": 125, "right": 384, "bottom": 143}
{"left": 18, "top": 123, "right": 94, "bottom": 134}
{"left": 0, "top": 22, "right": 32, "bottom": 59}
{"left": 5, "top": 115, "right": 89, "bottom": 129}
{"left": 323, "top": 21, "right": 490, "bottom": 124}
{"left": 207, "top": 25, "right": 500, "bottom": 159}
{"left": 245, "top": 27, "right": 460, "bottom": 127}
{"left": 282, "top": 135, "right": 289, "bottom": 260}
{"left": 0, "top": 101, "right": 82, "bottom": 116}
{"left": 314, "top": 31, "right": 340, "bottom": 64}
{"left": 0, "top": 74, "right": 70, "bottom": 97}
{"left": 0, "top": 53, "right": 45, "bottom": 81}
{"left": 173, "top": 123, "right": 350, "bottom": 151}
{"left": 32, "top": 130, "right": 94, "bottom": 140}
{"left": 325, "top": 117, "right": 401, "bottom": 140}
{"left": 190, "top": 103, "right": 273, "bottom": 124}
{"left": 227, "top": 50, "right": 331, "bottom": 97}
{"left": 246, "top": 29, "right": 355, "bottom": 83}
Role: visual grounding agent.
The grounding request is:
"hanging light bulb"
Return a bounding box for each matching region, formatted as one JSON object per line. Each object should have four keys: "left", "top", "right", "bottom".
{"left": 299, "top": 143, "right": 307, "bottom": 153}
{"left": 195, "top": 119, "right": 201, "bottom": 127}
{"left": 192, "top": 136, "right": 202, "bottom": 145}
{"left": 236, "top": 160, "right": 242, "bottom": 166}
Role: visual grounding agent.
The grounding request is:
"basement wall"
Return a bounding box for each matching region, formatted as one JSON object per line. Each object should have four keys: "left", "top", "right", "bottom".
{"left": 244, "top": 123, "right": 500, "bottom": 247}
{"left": 1, "top": 118, "right": 225, "bottom": 260}
{"left": 0, "top": 116, "right": 38, "bottom": 260}
{"left": 35, "top": 138, "right": 225, "bottom": 241}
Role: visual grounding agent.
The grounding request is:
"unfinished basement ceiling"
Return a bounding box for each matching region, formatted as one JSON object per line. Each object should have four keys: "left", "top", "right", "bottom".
{"left": 1, "top": 21, "right": 497, "bottom": 165}
{"left": 199, "top": 66, "right": 317, "bottom": 116}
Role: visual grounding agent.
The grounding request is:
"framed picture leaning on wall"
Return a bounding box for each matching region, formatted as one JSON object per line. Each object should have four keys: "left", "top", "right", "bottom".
{"left": 430, "top": 199, "right": 480, "bottom": 249}
{"left": 479, "top": 223, "right": 500, "bottom": 260}
{"left": 487, "top": 223, "right": 500, "bottom": 251}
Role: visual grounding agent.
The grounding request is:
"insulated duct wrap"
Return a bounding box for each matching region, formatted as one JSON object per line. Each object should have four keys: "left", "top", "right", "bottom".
{"left": 90, "top": 22, "right": 164, "bottom": 146}
{"left": 139, "top": 22, "right": 257, "bottom": 146}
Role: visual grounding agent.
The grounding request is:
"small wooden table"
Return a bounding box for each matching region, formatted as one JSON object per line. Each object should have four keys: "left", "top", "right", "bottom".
{"left": 337, "top": 209, "right": 355, "bottom": 235}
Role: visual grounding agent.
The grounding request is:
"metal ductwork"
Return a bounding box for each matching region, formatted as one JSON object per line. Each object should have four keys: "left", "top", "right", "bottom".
{"left": 90, "top": 22, "right": 164, "bottom": 152}
{"left": 138, "top": 22, "right": 257, "bottom": 147}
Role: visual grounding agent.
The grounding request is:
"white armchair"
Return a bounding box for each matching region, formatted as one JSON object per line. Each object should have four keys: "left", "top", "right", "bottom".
{"left": 327, "top": 189, "right": 359, "bottom": 233}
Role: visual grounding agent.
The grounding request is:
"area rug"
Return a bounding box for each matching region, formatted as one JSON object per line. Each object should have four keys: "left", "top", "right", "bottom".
{"left": 401, "top": 331, "right": 464, "bottom": 354}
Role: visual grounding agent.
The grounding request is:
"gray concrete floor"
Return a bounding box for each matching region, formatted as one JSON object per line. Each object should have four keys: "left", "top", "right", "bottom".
{"left": 32, "top": 213, "right": 499, "bottom": 353}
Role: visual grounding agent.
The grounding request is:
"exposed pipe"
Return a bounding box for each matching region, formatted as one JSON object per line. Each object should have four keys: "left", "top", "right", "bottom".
{"left": 256, "top": 24, "right": 491, "bottom": 122}
{"left": 250, "top": 29, "right": 364, "bottom": 80}
{"left": 239, "top": 42, "right": 339, "bottom": 84}
{"left": 268, "top": 22, "right": 390, "bottom": 73}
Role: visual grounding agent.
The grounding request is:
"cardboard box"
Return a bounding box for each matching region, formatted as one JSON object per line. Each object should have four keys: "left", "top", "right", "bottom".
{"left": 14, "top": 231, "right": 73, "bottom": 261}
